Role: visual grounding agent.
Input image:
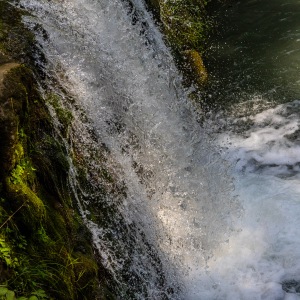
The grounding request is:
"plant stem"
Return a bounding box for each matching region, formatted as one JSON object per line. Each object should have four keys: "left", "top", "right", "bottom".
{"left": 0, "top": 201, "right": 27, "bottom": 230}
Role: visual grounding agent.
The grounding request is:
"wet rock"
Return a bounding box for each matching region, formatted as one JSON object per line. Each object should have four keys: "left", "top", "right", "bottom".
{"left": 282, "top": 279, "right": 300, "bottom": 293}
{"left": 183, "top": 49, "right": 208, "bottom": 85}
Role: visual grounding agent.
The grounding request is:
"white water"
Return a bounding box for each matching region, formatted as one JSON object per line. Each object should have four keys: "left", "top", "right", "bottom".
{"left": 17, "top": 0, "right": 300, "bottom": 299}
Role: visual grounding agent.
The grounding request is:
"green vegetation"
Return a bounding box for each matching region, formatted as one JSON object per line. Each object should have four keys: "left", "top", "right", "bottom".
{"left": 0, "top": 1, "right": 104, "bottom": 299}
{"left": 0, "top": 64, "right": 99, "bottom": 299}
{"left": 46, "top": 94, "right": 74, "bottom": 136}
{"left": 145, "top": 0, "right": 210, "bottom": 85}
{"left": 159, "top": 0, "right": 208, "bottom": 52}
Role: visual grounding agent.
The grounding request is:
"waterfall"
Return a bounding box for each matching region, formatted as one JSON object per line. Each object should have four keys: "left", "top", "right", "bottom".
{"left": 16, "top": 0, "right": 300, "bottom": 299}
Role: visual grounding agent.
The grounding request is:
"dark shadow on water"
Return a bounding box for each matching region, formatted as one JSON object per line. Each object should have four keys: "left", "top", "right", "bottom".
{"left": 205, "top": 0, "right": 300, "bottom": 111}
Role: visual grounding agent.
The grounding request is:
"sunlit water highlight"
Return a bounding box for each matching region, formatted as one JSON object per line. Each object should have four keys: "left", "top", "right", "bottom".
{"left": 17, "top": 0, "right": 300, "bottom": 298}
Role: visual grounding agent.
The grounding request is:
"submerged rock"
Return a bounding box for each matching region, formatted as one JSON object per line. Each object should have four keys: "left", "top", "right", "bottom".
{"left": 282, "top": 279, "right": 300, "bottom": 293}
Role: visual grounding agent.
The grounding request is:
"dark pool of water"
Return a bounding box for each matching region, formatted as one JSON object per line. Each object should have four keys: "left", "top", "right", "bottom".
{"left": 206, "top": 0, "right": 300, "bottom": 110}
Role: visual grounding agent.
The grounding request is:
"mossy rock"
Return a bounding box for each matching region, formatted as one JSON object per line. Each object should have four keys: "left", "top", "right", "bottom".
{"left": 0, "top": 51, "right": 101, "bottom": 300}
{"left": 0, "top": 1, "right": 42, "bottom": 64}
{"left": 145, "top": 0, "right": 211, "bottom": 90}
{"left": 160, "top": 0, "right": 208, "bottom": 51}
{"left": 5, "top": 180, "right": 45, "bottom": 220}
{"left": 182, "top": 49, "right": 208, "bottom": 85}
{"left": 46, "top": 93, "right": 74, "bottom": 136}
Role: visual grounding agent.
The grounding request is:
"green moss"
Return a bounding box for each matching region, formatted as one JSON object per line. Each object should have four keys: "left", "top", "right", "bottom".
{"left": 5, "top": 181, "right": 45, "bottom": 220}
{"left": 0, "top": 87, "right": 100, "bottom": 299}
{"left": 145, "top": 0, "right": 211, "bottom": 92}
{"left": 182, "top": 49, "right": 208, "bottom": 85}
{"left": 0, "top": 9, "right": 101, "bottom": 296}
{"left": 160, "top": 0, "right": 208, "bottom": 52}
{"left": 46, "top": 94, "right": 74, "bottom": 134}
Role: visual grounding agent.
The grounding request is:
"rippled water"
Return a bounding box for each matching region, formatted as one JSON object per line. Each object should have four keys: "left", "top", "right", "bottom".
{"left": 204, "top": 1, "right": 300, "bottom": 299}
{"left": 207, "top": 0, "right": 300, "bottom": 108}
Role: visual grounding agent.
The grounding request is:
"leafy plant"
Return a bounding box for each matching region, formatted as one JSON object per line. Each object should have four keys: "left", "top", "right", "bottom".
{"left": 0, "top": 238, "right": 19, "bottom": 268}
{"left": 10, "top": 159, "right": 36, "bottom": 185}
{"left": 0, "top": 286, "right": 49, "bottom": 300}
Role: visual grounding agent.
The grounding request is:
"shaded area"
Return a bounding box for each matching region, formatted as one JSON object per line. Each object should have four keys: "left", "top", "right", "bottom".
{"left": 0, "top": 2, "right": 106, "bottom": 299}
{"left": 282, "top": 279, "right": 300, "bottom": 294}
{"left": 205, "top": 0, "right": 300, "bottom": 110}
{"left": 144, "top": 0, "right": 210, "bottom": 86}
{"left": 0, "top": 65, "right": 101, "bottom": 299}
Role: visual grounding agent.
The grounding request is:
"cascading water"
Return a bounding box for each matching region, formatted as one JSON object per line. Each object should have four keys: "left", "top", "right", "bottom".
{"left": 14, "top": 0, "right": 300, "bottom": 299}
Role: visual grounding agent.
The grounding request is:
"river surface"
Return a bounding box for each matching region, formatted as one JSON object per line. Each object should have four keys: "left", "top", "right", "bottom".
{"left": 16, "top": 0, "right": 300, "bottom": 299}
{"left": 205, "top": 1, "right": 300, "bottom": 299}
{"left": 207, "top": 0, "right": 300, "bottom": 108}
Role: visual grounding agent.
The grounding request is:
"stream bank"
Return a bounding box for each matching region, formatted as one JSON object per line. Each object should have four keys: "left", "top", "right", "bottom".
{"left": 0, "top": 2, "right": 114, "bottom": 299}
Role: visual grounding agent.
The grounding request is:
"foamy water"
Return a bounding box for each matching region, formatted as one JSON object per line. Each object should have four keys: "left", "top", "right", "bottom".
{"left": 17, "top": 0, "right": 300, "bottom": 298}
{"left": 202, "top": 100, "right": 300, "bottom": 300}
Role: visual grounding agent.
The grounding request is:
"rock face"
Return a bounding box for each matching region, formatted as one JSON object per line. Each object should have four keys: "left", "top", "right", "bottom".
{"left": 0, "top": 2, "right": 113, "bottom": 299}
{"left": 145, "top": 0, "right": 210, "bottom": 86}
{"left": 0, "top": 64, "right": 100, "bottom": 300}
{"left": 0, "top": 63, "right": 19, "bottom": 89}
